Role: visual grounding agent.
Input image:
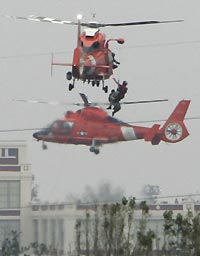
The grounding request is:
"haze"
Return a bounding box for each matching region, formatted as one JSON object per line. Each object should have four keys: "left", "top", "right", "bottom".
{"left": 0, "top": 0, "right": 199, "bottom": 202}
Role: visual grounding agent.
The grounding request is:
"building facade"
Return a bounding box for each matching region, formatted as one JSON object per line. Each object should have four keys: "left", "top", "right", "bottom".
{"left": 30, "top": 198, "right": 200, "bottom": 255}
{"left": 0, "top": 141, "right": 32, "bottom": 249}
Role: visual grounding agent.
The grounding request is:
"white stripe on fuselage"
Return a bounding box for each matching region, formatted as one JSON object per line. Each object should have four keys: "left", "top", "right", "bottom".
{"left": 121, "top": 126, "right": 137, "bottom": 141}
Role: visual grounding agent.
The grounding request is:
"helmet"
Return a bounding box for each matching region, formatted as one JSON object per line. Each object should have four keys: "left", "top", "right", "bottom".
{"left": 123, "top": 81, "right": 128, "bottom": 86}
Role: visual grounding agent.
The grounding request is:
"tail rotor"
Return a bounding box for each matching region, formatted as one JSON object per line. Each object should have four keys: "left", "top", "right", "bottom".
{"left": 161, "top": 100, "right": 190, "bottom": 143}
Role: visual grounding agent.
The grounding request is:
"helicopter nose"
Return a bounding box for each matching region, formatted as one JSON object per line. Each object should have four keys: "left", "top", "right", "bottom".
{"left": 33, "top": 132, "right": 40, "bottom": 140}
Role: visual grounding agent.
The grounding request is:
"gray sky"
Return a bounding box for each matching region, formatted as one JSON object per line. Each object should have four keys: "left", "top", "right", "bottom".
{"left": 0, "top": 0, "right": 200, "bottom": 202}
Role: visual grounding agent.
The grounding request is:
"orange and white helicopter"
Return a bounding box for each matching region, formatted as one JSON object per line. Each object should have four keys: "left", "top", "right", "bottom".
{"left": 4, "top": 14, "right": 183, "bottom": 92}
{"left": 32, "top": 96, "right": 190, "bottom": 154}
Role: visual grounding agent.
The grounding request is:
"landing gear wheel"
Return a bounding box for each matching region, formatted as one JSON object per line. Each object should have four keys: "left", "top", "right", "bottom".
{"left": 69, "top": 83, "right": 74, "bottom": 91}
{"left": 92, "top": 81, "right": 95, "bottom": 87}
{"left": 42, "top": 142, "right": 47, "bottom": 150}
{"left": 96, "top": 81, "right": 100, "bottom": 87}
{"left": 90, "top": 147, "right": 95, "bottom": 153}
{"left": 66, "top": 72, "right": 72, "bottom": 80}
{"left": 89, "top": 147, "right": 100, "bottom": 154}
{"left": 103, "top": 86, "right": 108, "bottom": 93}
{"left": 94, "top": 148, "right": 100, "bottom": 154}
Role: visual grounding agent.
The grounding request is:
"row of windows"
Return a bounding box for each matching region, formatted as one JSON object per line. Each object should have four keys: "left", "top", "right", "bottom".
{"left": 0, "top": 148, "right": 18, "bottom": 158}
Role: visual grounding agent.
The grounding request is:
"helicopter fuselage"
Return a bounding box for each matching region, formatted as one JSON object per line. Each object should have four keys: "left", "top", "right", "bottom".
{"left": 33, "top": 101, "right": 190, "bottom": 154}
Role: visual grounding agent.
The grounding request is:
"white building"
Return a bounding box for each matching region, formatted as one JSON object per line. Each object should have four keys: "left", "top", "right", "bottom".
{"left": 30, "top": 199, "right": 200, "bottom": 255}
{"left": 0, "top": 141, "right": 32, "bottom": 249}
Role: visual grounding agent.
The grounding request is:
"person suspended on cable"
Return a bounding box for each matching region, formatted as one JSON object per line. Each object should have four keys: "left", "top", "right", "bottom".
{"left": 113, "top": 78, "right": 128, "bottom": 100}
{"left": 106, "top": 78, "right": 128, "bottom": 116}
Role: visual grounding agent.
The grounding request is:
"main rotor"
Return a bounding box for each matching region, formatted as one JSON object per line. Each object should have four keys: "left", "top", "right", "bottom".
{"left": 3, "top": 13, "right": 183, "bottom": 29}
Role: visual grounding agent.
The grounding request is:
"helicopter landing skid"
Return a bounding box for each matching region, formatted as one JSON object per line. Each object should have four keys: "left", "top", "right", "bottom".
{"left": 102, "top": 78, "right": 108, "bottom": 93}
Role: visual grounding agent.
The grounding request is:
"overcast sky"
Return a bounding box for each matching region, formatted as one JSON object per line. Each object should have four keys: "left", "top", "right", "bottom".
{"left": 0, "top": 0, "right": 200, "bottom": 202}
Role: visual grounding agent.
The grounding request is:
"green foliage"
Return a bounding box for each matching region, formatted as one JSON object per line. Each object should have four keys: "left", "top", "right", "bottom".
{"left": 163, "top": 209, "right": 196, "bottom": 255}
{"left": 2, "top": 230, "right": 20, "bottom": 256}
{"left": 74, "top": 197, "right": 156, "bottom": 256}
{"left": 75, "top": 219, "right": 81, "bottom": 256}
{"left": 74, "top": 199, "right": 200, "bottom": 256}
{"left": 139, "top": 201, "right": 149, "bottom": 215}
{"left": 192, "top": 213, "right": 200, "bottom": 256}
{"left": 30, "top": 242, "right": 48, "bottom": 255}
{"left": 137, "top": 229, "right": 156, "bottom": 255}
{"left": 128, "top": 197, "right": 136, "bottom": 210}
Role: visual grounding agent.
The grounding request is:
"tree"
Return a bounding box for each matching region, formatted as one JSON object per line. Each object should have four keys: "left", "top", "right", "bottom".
{"left": 85, "top": 211, "right": 90, "bottom": 256}
{"left": 178, "top": 210, "right": 193, "bottom": 255}
{"left": 30, "top": 242, "right": 48, "bottom": 255}
{"left": 75, "top": 220, "right": 81, "bottom": 256}
{"left": 136, "top": 201, "right": 155, "bottom": 256}
{"left": 192, "top": 213, "right": 200, "bottom": 256}
{"left": 123, "top": 197, "right": 136, "bottom": 256}
{"left": 74, "top": 197, "right": 138, "bottom": 256}
{"left": 163, "top": 209, "right": 194, "bottom": 255}
{"left": 163, "top": 210, "right": 176, "bottom": 254}
{"left": 2, "top": 230, "right": 20, "bottom": 256}
{"left": 93, "top": 205, "right": 100, "bottom": 256}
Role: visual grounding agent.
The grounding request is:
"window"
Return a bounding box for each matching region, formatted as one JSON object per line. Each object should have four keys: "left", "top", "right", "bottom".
{"left": 60, "top": 122, "right": 74, "bottom": 136}
{"left": 0, "top": 181, "right": 20, "bottom": 209}
{"left": 0, "top": 148, "right": 18, "bottom": 165}
{"left": 82, "top": 41, "right": 100, "bottom": 53}
{"left": 42, "top": 219, "right": 48, "bottom": 244}
{"left": 33, "top": 220, "right": 39, "bottom": 242}
{"left": 8, "top": 148, "right": 18, "bottom": 157}
{"left": 50, "top": 219, "right": 56, "bottom": 246}
{"left": 49, "top": 121, "right": 59, "bottom": 133}
{"left": 58, "top": 219, "right": 64, "bottom": 248}
{"left": 0, "top": 148, "right": 18, "bottom": 158}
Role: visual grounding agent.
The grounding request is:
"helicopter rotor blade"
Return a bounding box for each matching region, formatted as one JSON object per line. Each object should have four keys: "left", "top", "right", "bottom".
{"left": 119, "top": 99, "right": 168, "bottom": 105}
{"left": 2, "top": 15, "right": 78, "bottom": 25}
{"left": 91, "top": 19, "right": 184, "bottom": 28}
{"left": 128, "top": 116, "right": 200, "bottom": 124}
{"left": 12, "top": 96, "right": 168, "bottom": 108}
{"left": 2, "top": 14, "right": 183, "bottom": 28}
{"left": 12, "top": 98, "right": 86, "bottom": 107}
{"left": 0, "top": 116, "right": 200, "bottom": 134}
{"left": 0, "top": 128, "right": 42, "bottom": 133}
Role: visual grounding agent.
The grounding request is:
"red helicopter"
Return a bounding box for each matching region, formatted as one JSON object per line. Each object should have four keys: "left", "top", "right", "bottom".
{"left": 33, "top": 99, "right": 190, "bottom": 154}
{"left": 4, "top": 14, "right": 183, "bottom": 92}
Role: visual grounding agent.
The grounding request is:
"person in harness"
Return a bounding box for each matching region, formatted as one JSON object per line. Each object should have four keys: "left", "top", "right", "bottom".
{"left": 107, "top": 78, "right": 128, "bottom": 116}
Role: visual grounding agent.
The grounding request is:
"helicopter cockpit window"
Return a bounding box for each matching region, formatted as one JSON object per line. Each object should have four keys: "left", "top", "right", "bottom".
{"left": 39, "top": 128, "right": 50, "bottom": 136}
{"left": 60, "top": 122, "right": 74, "bottom": 136}
{"left": 82, "top": 41, "right": 100, "bottom": 53}
{"left": 48, "top": 121, "right": 59, "bottom": 134}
